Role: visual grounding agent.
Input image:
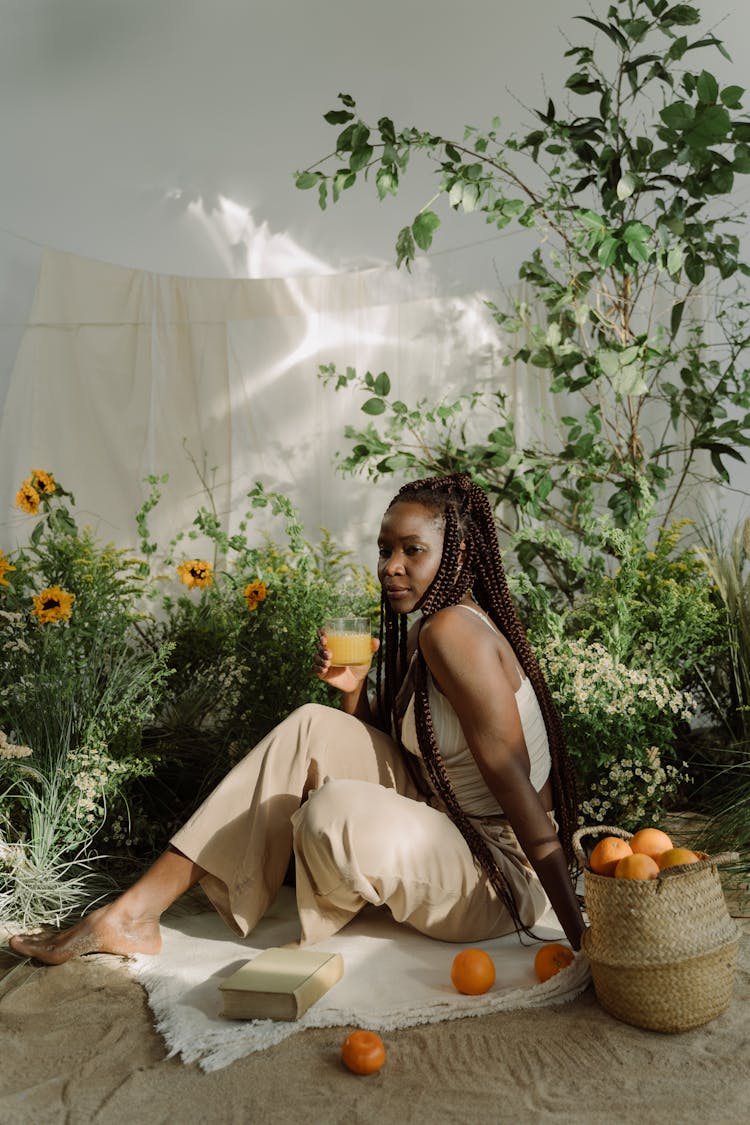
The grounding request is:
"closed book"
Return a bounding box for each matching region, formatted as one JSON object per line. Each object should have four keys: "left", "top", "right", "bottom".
{"left": 218, "top": 947, "right": 344, "bottom": 1021}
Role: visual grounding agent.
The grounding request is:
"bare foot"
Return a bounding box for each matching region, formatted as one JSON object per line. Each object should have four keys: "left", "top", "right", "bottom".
{"left": 8, "top": 903, "right": 163, "bottom": 965}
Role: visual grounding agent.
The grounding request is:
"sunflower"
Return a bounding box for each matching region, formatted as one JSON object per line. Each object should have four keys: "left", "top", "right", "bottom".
{"left": 0, "top": 550, "right": 16, "bottom": 588}
{"left": 244, "top": 579, "right": 269, "bottom": 612}
{"left": 31, "top": 585, "right": 75, "bottom": 624}
{"left": 31, "top": 468, "right": 56, "bottom": 495}
{"left": 16, "top": 480, "right": 40, "bottom": 515}
{"left": 177, "top": 559, "right": 214, "bottom": 589}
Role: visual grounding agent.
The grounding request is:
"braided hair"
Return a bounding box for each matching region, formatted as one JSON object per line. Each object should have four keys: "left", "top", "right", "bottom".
{"left": 375, "top": 473, "right": 579, "bottom": 936}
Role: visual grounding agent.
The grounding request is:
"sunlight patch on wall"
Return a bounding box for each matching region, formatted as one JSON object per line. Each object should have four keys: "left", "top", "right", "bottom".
{"left": 183, "top": 192, "right": 337, "bottom": 279}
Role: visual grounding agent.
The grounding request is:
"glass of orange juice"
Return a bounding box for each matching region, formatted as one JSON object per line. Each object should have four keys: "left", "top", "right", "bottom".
{"left": 324, "top": 617, "right": 372, "bottom": 666}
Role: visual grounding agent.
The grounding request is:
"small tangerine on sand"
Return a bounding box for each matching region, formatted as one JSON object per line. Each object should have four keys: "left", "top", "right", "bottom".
{"left": 341, "top": 1030, "right": 386, "bottom": 1075}
{"left": 614, "top": 852, "right": 660, "bottom": 880}
{"left": 589, "top": 836, "right": 633, "bottom": 877}
{"left": 534, "top": 942, "right": 575, "bottom": 982}
{"left": 629, "top": 827, "right": 673, "bottom": 859}
{"left": 450, "top": 948, "right": 496, "bottom": 995}
{"left": 657, "top": 847, "right": 700, "bottom": 870}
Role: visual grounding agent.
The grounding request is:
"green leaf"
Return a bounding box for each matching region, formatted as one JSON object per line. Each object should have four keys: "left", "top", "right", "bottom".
{"left": 660, "top": 102, "right": 695, "bottom": 130}
{"left": 670, "top": 299, "right": 688, "bottom": 333}
{"left": 361, "top": 397, "right": 386, "bottom": 416}
{"left": 684, "top": 104, "right": 731, "bottom": 148}
{"left": 448, "top": 180, "right": 464, "bottom": 208}
{"left": 574, "top": 15, "right": 628, "bottom": 50}
{"left": 662, "top": 5, "right": 701, "bottom": 28}
{"left": 622, "top": 17, "right": 650, "bottom": 41}
{"left": 412, "top": 210, "right": 441, "bottom": 251}
{"left": 622, "top": 221, "right": 651, "bottom": 244}
{"left": 377, "top": 453, "right": 415, "bottom": 472}
{"left": 577, "top": 209, "right": 607, "bottom": 234}
{"left": 711, "top": 166, "right": 734, "bottom": 193}
{"left": 373, "top": 371, "right": 391, "bottom": 396}
{"left": 336, "top": 123, "right": 356, "bottom": 152}
{"left": 616, "top": 172, "right": 636, "bottom": 200}
{"left": 324, "top": 109, "right": 354, "bottom": 125}
{"left": 49, "top": 507, "right": 77, "bottom": 536}
{"left": 666, "top": 246, "right": 683, "bottom": 276}
{"left": 295, "top": 172, "right": 320, "bottom": 190}
{"left": 721, "top": 85, "right": 744, "bottom": 109}
{"left": 462, "top": 183, "right": 481, "bottom": 212}
{"left": 395, "top": 225, "right": 415, "bottom": 270}
{"left": 696, "top": 71, "right": 719, "bottom": 105}
{"left": 378, "top": 116, "right": 396, "bottom": 144}
{"left": 598, "top": 351, "right": 620, "bottom": 377}
{"left": 597, "top": 235, "right": 618, "bottom": 268}
{"left": 667, "top": 35, "right": 688, "bottom": 61}
{"left": 349, "top": 144, "right": 374, "bottom": 172}
{"left": 611, "top": 365, "right": 648, "bottom": 397}
{"left": 626, "top": 238, "right": 650, "bottom": 264}
{"left": 338, "top": 93, "right": 356, "bottom": 108}
{"left": 565, "top": 72, "right": 602, "bottom": 96}
{"left": 376, "top": 168, "right": 397, "bottom": 199}
{"left": 709, "top": 451, "right": 731, "bottom": 482}
{"left": 685, "top": 253, "right": 705, "bottom": 283}
{"left": 733, "top": 143, "right": 750, "bottom": 173}
{"left": 332, "top": 169, "right": 356, "bottom": 202}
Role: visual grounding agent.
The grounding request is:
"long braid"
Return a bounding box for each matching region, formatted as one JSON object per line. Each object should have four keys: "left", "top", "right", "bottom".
{"left": 376, "top": 587, "right": 408, "bottom": 733}
{"left": 459, "top": 488, "right": 579, "bottom": 867}
{"left": 413, "top": 650, "right": 532, "bottom": 935}
{"left": 376, "top": 473, "right": 580, "bottom": 937}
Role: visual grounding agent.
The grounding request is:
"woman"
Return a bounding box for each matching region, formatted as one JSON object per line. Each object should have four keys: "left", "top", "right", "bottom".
{"left": 10, "top": 474, "right": 585, "bottom": 963}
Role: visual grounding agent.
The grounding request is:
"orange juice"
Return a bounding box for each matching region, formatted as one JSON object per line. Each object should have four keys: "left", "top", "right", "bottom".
{"left": 325, "top": 618, "right": 372, "bottom": 665}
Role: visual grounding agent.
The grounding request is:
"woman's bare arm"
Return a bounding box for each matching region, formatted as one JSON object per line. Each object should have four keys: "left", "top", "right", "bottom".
{"left": 419, "top": 608, "right": 586, "bottom": 950}
{"left": 312, "top": 629, "right": 384, "bottom": 725}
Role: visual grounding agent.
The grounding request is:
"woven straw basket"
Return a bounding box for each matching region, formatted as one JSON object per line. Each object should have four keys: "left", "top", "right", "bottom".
{"left": 574, "top": 825, "right": 740, "bottom": 1033}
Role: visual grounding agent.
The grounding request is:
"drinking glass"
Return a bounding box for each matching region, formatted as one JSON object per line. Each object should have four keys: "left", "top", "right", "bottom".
{"left": 323, "top": 616, "right": 372, "bottom": 666}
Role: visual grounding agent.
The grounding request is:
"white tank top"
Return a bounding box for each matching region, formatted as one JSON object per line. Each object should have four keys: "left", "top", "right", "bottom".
{"left": 399, "top": 604, "right": 552, "bottom": 816}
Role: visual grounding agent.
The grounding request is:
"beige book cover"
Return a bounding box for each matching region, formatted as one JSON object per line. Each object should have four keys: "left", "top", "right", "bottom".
{"left": 218, "top": 947, "right": 345, "bottom": 1021}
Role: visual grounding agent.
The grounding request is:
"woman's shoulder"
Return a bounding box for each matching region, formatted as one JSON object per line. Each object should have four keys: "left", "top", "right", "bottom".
{"left": 420, "top": 604, "right": 523, "bottom": 691}
{"left": 420, "top": 603, "right": 501, "bottom": 659}
{"left": 422, "top": 602, "right": 497, "bottom": 637}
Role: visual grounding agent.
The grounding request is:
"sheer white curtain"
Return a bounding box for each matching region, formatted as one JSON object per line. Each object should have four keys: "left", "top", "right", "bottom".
{"left": 0, "top": 249, "right": 558, "bottom": 563}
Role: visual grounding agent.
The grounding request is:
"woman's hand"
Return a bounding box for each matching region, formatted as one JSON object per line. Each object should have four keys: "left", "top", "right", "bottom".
{"left": 313, "top": 628, "right": 379, "bottom": 695}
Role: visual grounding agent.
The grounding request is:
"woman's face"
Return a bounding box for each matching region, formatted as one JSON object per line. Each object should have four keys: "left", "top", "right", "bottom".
{"left": 377, "top": 500, "right": 445, "bottom": 613}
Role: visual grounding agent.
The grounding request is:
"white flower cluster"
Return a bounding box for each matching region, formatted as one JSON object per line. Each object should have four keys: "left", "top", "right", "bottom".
{"left": 101, "top": 813, "right": 132, "bottom": 847}
{"left": 67, "top": 743, "right": 129, "bottom": 823}
{"left": 0, "top": 729, "right": 33, "bottom": 760}
{"left": 540, "top": 637, "right": 695, "bottom": 720}
{"left": 580, "top": 747, "right": 688, "bottom": 826}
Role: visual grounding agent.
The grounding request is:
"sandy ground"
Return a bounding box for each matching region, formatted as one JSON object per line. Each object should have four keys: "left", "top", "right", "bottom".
{"left": 1, "top": 911, "right": 749, "bottom": 1125}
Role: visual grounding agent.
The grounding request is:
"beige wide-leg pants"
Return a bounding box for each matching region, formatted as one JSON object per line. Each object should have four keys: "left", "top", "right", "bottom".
{"left": 171, "top": 703, "right": 547, "bottom": 945}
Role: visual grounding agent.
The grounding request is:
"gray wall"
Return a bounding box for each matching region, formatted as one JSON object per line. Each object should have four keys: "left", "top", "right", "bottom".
{"left": 1, "top": 0, "right": 748, "bottom": 521}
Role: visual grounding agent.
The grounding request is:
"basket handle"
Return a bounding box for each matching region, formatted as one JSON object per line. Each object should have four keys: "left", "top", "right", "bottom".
{"left": 658, "top": 851, "right": 740, "bottom": 880}
{"left": 572, "top": 825, "right": 632, "bottom": 865}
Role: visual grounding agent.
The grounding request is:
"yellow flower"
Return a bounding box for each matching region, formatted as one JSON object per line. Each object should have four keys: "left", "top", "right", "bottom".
{"left": 0, "top": 550, "right": 16, "bottom": 588}
{"left": 32, "top": 585, "right": 75, "bottom": 624}
{"left": 244, "top": 579, "right": 269, "bottom": 612}
{"left": 16, "top": 480, "right": 40, "bottom": 514}
{"left": 177, "top": 559, "right": 213, "bottom": 589}
{"left": 31, "top": 468, "right": 56, "bottom": 495}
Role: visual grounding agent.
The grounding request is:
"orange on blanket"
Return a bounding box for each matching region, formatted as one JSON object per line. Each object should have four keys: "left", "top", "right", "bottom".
{"left": 450, "top": 948, "right": 496, "bottom": 995}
